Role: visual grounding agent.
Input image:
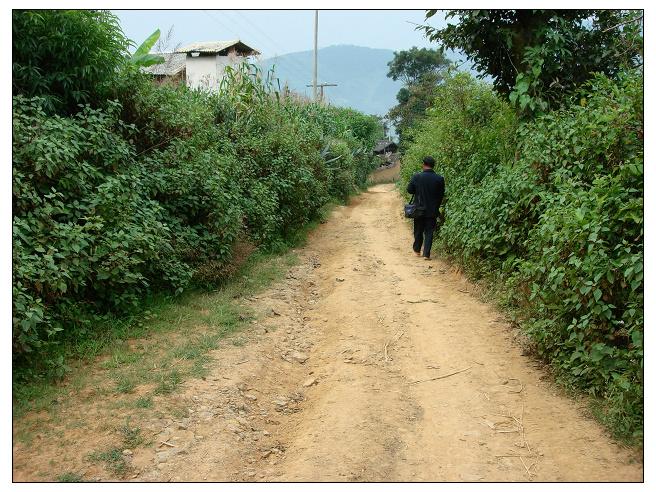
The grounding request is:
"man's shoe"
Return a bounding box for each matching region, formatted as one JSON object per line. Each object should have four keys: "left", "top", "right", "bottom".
{"left": 414, "top": 251, "right": 421, "bottom": 257}
{"left": 423, "top": 256, "right": 432, "bottom": 261}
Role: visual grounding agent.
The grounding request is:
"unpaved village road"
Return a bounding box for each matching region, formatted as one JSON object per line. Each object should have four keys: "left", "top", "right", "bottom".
{"left": 13, "top": 183, "right": 642, "bottom": 482}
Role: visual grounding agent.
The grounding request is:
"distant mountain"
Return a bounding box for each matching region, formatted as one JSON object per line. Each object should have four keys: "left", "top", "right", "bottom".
{"left": 259, "top": 44, "right": 479, "bottom": 117}
{"left": 260, "top": 45, "right": 401, "bottom": 117}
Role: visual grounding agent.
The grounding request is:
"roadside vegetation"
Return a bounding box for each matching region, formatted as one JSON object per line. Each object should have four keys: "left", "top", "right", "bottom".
{"left": 399, "top": 10, "right": 643, "bottom": 442}
{"left": 12, "top": 10, "right": 382, "bottom": 394}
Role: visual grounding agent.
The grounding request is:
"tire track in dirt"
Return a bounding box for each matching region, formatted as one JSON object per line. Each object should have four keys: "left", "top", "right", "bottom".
{"left": 13, "top": 183, "right": 642, "bottom": 482}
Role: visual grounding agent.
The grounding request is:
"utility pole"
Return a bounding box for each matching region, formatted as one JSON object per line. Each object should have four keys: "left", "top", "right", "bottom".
{"left": 308, "top": 11, "right": 337, "bottom": 103}
{"left": 319, "top": 83, "right": 337, "bottom": 101}
{"left": 313, "top": 10, "right": 318, "bottom": 101}
{"left": 306, "top": 83, "right": 338, "bottom": 102}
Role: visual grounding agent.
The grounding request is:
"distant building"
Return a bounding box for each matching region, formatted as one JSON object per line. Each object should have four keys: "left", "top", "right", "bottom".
{"left": 373, "top": 140, "right": 398, "bottom": 155}
{"left": 143, "top": 40, "right": 260, "bottom": 90}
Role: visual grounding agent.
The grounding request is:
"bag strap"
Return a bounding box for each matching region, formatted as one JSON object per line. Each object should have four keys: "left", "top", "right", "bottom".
{"left": 409, "top": 194, "right": 415, "bottom": 204}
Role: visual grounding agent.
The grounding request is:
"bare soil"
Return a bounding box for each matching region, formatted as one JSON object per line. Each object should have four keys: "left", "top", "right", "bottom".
{"left": 369, "top": 160, "right": 400, "bottom": 185}
{"left": 13, "top": 183, "right": 642, "bottom": 482}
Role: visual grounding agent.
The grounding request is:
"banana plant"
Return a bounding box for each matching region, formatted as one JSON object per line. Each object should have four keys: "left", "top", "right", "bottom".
{"left": 128, "top": 29, "right": 165, "bottom": 67}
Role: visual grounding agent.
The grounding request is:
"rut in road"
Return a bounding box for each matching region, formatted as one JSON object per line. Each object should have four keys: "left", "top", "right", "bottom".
{"left": 13, "top": 183, "right": 642, "bottom": 482}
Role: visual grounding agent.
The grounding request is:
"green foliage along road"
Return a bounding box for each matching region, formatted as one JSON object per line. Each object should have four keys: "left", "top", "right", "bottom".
{"left": 400, "top": 70, "right": 643, "bottom": 441}
{"left": 12, "top": 10, "right": 382, "bottom": 381}
{"left": 398, "top": 8, "right": 643, "bottom": 444}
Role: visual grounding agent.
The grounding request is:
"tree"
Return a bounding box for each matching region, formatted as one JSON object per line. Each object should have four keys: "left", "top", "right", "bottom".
{"left": 418, "top": 10, "right": 643, "bottom": 113}
{"left": 387, "top": 46, "right": 451, "bottom": 85}
{"left": 386, "top": 47, "right": 451, "bottom": 146}
{"left": 12, "top": 10, "right": 131, "bottom": 115}
{"left": 387, "top": 72, "right": 442, "bottom": 146}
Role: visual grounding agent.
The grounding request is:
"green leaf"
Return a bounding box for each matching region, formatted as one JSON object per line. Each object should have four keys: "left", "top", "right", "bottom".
{"left": 519, "top": 94, "right": 531, "bottom": 109}
{"left": 516, "top": 80, "right": 530, "bottom": 94}
{"left": 130, "top": 53, "right": 165, "bottom": 67}
{"left": 133, "top": 29, "right": 161, "bottom": 59}
{"left": 593, "top": 288, "right": 602, "bottom": 302}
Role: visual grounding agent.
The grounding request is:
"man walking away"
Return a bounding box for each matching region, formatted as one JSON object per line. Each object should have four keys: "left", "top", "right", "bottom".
{"left": 406, "top": 156, "right": 445, "bottom": 260}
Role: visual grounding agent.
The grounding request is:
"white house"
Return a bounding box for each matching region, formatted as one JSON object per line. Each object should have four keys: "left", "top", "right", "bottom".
{"left": 143, "top": 40, "right": 260, "bottom": 90}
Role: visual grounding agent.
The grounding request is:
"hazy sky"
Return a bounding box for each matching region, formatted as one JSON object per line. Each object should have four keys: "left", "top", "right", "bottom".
{"left": 113, "top": 10, "right": 448, "bottom": 58}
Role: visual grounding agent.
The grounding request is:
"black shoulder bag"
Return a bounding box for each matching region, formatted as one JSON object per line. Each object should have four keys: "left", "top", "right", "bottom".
{"left": 404, "top": 194, "right": 425, "bottom": 219}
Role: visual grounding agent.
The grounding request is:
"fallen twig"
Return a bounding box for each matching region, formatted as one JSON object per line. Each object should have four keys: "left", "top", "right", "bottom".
{"left": 384, "top": 331, "right": 405, "bottom": 362}
{"left": 406, "top": 299, "right": 438, "bottom": 304}
{"left": 235, "top": 359, "right": 250, "bottom": 365}
{"left": 485, "top": 405, "right": 539, "bottom": 479}
{"left": 508, "top": 384, "right": 525, "bottom": 394}
{"left": 519, "top": 456, "right": 536, "bottom": 480}
{"left": 495, "top": 454, "right": 539, "bottom": 458}
{"left": 411, "top": 366, "right": 472, "bottom": 384}
{"left": 159, "top": 441, "right": 176, "bottom": 448}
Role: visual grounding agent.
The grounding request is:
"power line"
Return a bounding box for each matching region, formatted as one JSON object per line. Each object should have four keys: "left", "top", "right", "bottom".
{"left": 219, "top": 10, "right": 312, "bottom": 85}
{"left": 201, "top": 9, "right": 311, "bottom": 88}
{"left": 202, "top": 10, "right": 241, "bottom": 41}
{"left": 228, "top": 10, "right": 315, "bottom": 81}
{"left": 232, "top": 9, "right": 343, "bottom": 89}
{"left": 202, "top": 10, "right": 341, "bottom": 101}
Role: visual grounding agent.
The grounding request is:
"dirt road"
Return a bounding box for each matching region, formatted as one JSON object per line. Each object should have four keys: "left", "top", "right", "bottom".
{"left": 13, "top": 183, "right": 642, "bottom": 482}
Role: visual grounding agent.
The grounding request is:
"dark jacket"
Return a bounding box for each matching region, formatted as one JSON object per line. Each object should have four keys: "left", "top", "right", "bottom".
{"left": 406, "top": 169, "right": 445, "bottom": 218}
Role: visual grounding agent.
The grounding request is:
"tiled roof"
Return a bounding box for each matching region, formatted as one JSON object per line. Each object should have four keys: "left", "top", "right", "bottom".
{"left": 176, "top": 40, "right": 259, "bottom": 56}
{"left": 141, "top": 52, "right": 186, "bottom": 76}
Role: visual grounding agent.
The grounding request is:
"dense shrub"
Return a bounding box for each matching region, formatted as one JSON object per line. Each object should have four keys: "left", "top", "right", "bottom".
{"left": 400, "top": 71, "right": 643, "bottom": 439}
{"left": 12, "top": 97, "right": 182, "bottom": 374}
{"left": 511, "top": 72, "right": 643, "bottom": 438}
{"left": 12, "top": 13, "right": 382, "bottom": 379}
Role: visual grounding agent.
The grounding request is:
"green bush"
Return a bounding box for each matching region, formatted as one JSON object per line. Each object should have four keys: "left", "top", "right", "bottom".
{"left": 400, "top": 71, "right": 643, "bottom": 440}
{"left": 511, "top": 72, "right": 643, "bottom": 438}
{"left": 12, "top": 96, "right": 185, "bottom": 374}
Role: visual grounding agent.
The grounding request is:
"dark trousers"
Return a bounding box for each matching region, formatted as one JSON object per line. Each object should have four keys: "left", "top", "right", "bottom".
{"left": 413, "top": 216, "right": 437, "bottom": 258}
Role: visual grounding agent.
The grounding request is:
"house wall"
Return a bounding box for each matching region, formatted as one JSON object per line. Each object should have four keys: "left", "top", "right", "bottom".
{"left": 216, "top": 56, "right": 236, "bottom": 81}
{"left": 186, "top": 54, "right": 219, "bottom": 90}
{"left": 185, "top": 54, "right": 243, "bottom": 91}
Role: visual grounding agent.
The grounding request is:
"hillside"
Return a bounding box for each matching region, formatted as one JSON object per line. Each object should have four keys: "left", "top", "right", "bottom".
{"left": 260, "top": 45, "right": 401, "bottom": 116}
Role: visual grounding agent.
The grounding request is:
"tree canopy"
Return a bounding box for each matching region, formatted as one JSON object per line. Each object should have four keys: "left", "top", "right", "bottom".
{"left": 12, "top": 10, "right": 131, "bottom": 115}
{"left": 386, "top": 46, "right": 451, "bottom": 86}
{"left": 386, "top": 47, "right": 451, "bottom": 145}
{"left": 387, "top": 72, "right": 442, "bottom": 145}
{"left": 419, "top": 10, "right": 643, "bottom": 113}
